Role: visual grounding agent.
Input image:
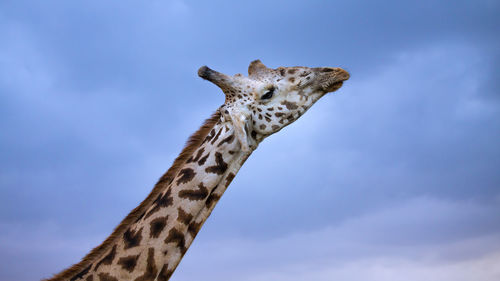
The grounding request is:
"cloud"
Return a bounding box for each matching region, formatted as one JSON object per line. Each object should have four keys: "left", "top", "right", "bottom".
{"left": 174, "top": 197, "right": 500, "bottom": 281}
{"left": 4, "top": 196, "right": 497, "bottom": 281}
{"left": 175, "top": 198, "right": 500, "bottom": 281}
{"left": 243, "top": 252, "right": 500, "bottom": 281}
{"left": 0, "top": 221, "right": 104, "bottom": 281}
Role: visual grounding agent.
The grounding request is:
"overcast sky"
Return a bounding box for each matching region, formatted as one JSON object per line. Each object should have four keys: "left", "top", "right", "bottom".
{"left": 1, "top": 1, "right": 499, "bottom": 280}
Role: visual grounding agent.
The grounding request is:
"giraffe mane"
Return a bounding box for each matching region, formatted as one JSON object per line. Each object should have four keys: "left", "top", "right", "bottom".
{"left": 44, "top": 110, "right": 222, "bottom": 281}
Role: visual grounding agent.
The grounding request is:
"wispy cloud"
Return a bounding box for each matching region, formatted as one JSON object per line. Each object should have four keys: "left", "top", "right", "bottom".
{"left": 175, "top": 197, "right": 500, "bottom": 281}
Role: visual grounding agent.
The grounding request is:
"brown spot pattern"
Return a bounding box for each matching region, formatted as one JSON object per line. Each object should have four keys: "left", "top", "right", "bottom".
{"left": 164, "top": 228, "right": 186, "bottom": 253}
{"left": 177, "top": 207, "right": 194, "bottom": 225}
{"left": 210, "top": 128, "right": 223, "bottom": 145}
{"left": 97, "top": 273, "right": 118, "bottom": 281}
{"left": 86, "top": 276, "right": 93, "bottom": 281}
{"left": 197, "top": 153, "right": 209, "bottom": 166}
{"left": 250, "top": 130, "right": 257, "bottom": 139}
{"left": 217, "top": 134, "right": 235, "bottom": 147}
{"left": 133, "top": 248, "right": 157, "bottom": 281}
{"left": 149, "top": 216, "right": 168, "bottom": 238}
{"left": 123, "top": 228, "right": 143, "bottom": 249}
{"left": 205, "top": 152, "right": 228, "bottom": 175}
{"left": 117, "top": 254, "right": 140, "bottom": 273}
{"left": 281, "top": 100, "right": 298, "bottom": 110}
{"left": 188, "top": 221, "right": 203, "bottom": 238}
{"left": 187, "top": 148, "right": 205, "bottom": 163}
{"left": 94, "top": 245, "right": 117, "bottom": 271}
{"left": 203, "top": 129, "right": 215, "bottom": 144}
{"left": 145, "top": 189, "right": 173, "bottom": 219}
{"left": 225, "top": 172, "right": 236, "bottom": 187}
{"left": 157, "top": 265, "right": 174, "bottom": 281}
{"left": 178, "top": 182, "right": 209, "bottom": 201}
{"left": 176, "top": 168, "right": 195, "bottom": 185}
{"left": 205, "top": 193, "right": 221, "bottom": 209}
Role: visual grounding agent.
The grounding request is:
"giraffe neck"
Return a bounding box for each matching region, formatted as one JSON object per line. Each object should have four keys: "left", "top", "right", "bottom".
{"left": 56, "top": 111, "right": 253, "bottom": 281}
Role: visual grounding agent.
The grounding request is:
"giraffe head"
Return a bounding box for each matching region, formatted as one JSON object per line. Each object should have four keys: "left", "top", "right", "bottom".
{"left": 198, "top": 60, "right": 349, "bottom": 151}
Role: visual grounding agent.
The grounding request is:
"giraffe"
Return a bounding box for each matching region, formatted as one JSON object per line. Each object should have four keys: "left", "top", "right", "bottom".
{"left": 44, "top": 60, "right": 349, "bottom": 281}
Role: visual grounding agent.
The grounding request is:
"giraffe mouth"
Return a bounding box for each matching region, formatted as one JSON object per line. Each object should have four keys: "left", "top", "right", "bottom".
{"left": 318, "top": 68, "right": 349, "bottom": 93}
{"left": 329, "top": 81, "right": 344, "bottom": 91}
{"left": 322, "top": 79, "right": 346, "bottom": 93}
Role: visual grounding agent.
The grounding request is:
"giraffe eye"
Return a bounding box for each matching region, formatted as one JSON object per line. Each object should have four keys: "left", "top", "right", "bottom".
{"left": 261, "top": 87, "right": 275, "bottom": 100}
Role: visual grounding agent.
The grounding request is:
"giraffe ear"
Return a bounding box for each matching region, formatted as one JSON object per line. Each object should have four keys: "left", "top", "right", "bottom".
{"left": 248, "top": 60, "right": 268, "bottom": 77}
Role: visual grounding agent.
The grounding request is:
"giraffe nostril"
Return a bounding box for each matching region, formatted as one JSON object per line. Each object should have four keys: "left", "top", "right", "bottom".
{"left": 338, "top": 69, "right": 350, "bottom": 81}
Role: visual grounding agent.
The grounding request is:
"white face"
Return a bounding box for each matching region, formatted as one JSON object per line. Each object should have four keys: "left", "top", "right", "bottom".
{"left": 198, "top": 60, "right": 349, "bottom": 151}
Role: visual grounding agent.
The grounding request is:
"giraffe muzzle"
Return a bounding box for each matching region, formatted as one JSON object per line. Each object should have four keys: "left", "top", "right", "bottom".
{"left": 317, "top": 67, "right": 350, "bottom": 93}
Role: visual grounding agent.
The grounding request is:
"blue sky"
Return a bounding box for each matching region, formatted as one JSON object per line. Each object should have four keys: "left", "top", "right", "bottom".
{"left": 1, "top": 1, "right": 499, "bottom": 280}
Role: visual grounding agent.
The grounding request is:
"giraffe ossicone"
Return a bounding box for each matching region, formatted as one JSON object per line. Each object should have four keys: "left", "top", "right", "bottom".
{"left": 45, "top": 60, "right": 349, "bottom": 281}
